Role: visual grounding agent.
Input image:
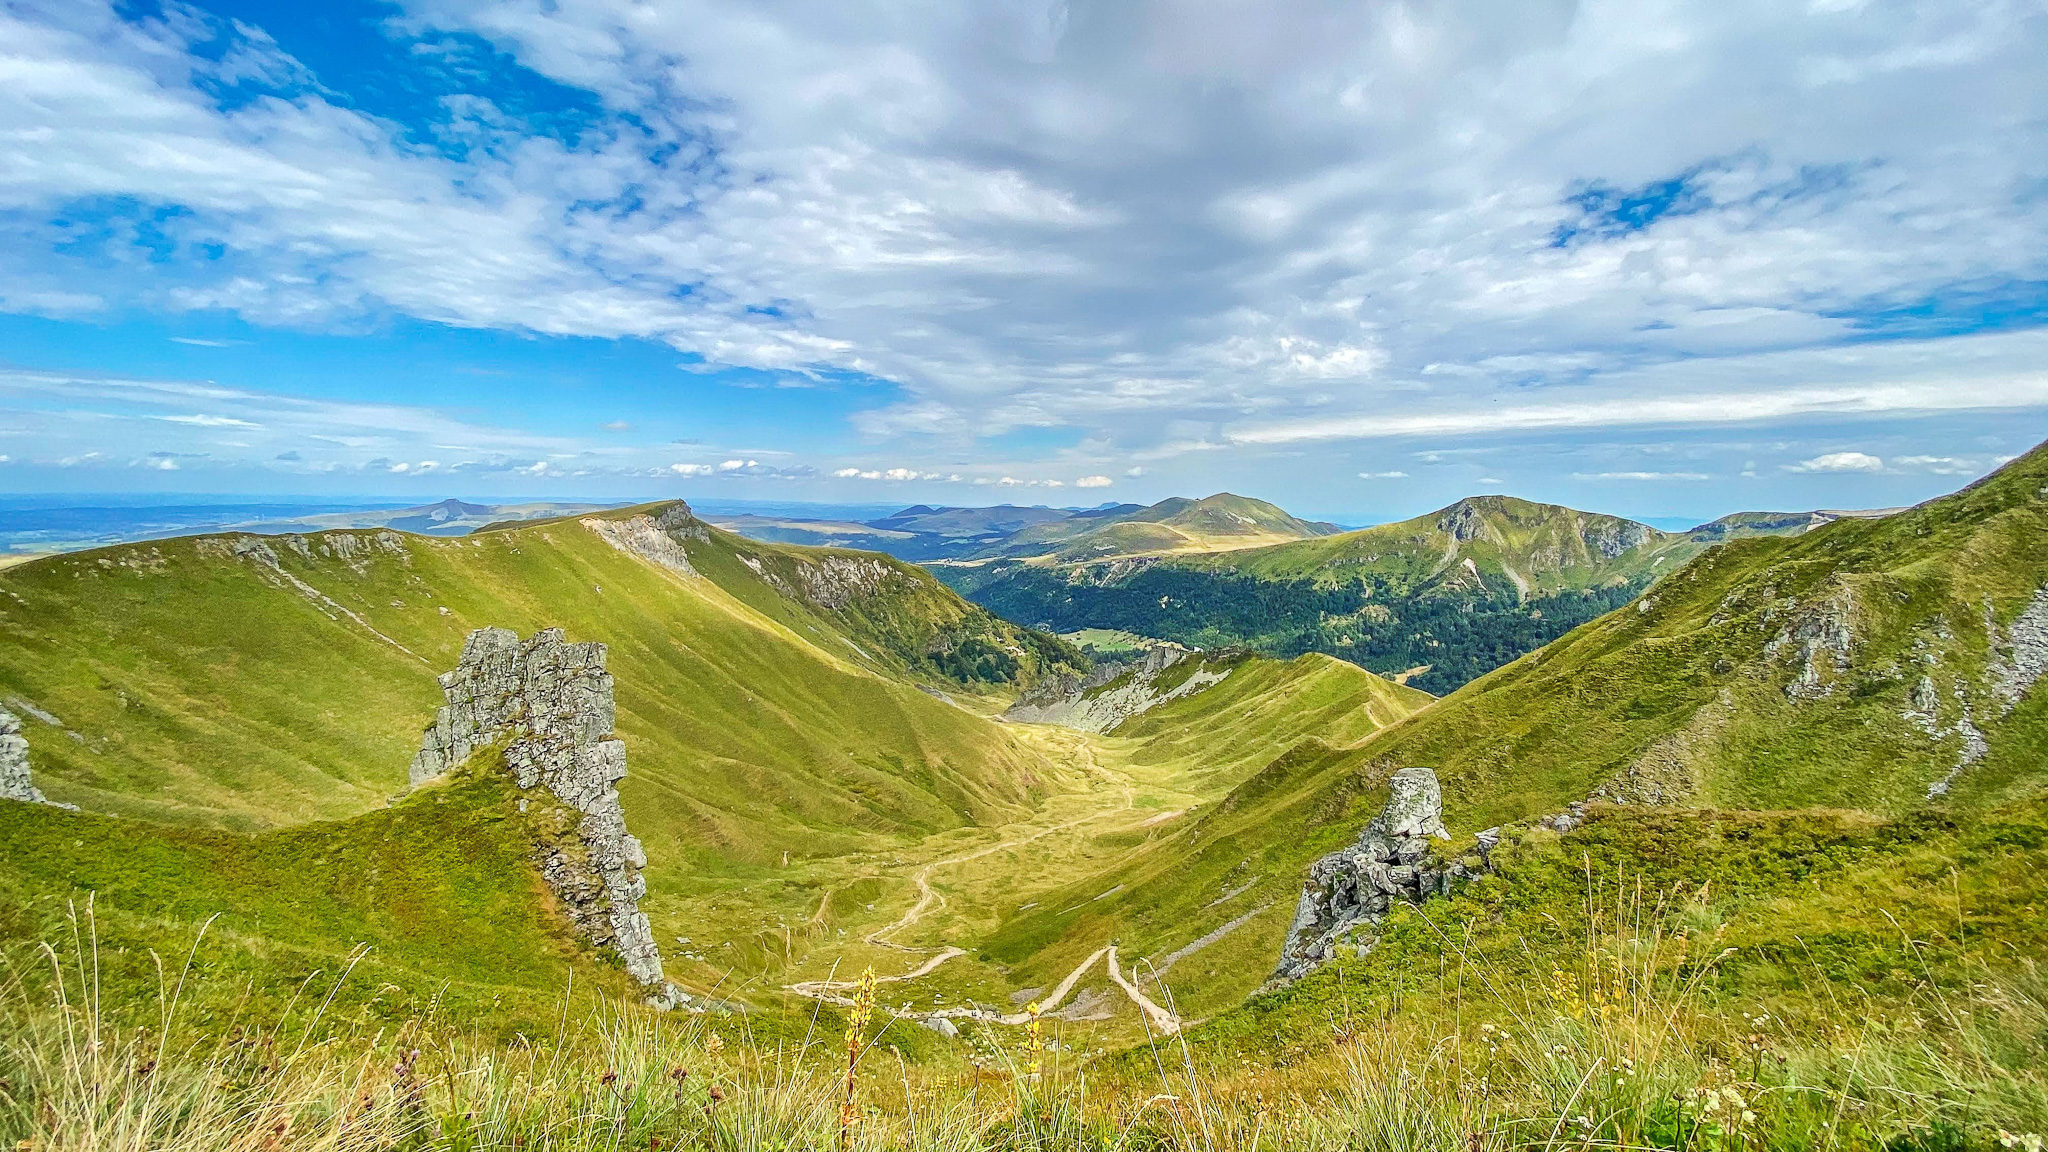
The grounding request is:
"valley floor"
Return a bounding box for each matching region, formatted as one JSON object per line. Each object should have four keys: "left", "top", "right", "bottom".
{"left": 661, "top": 721, "right": 1224, "bottom": 1046}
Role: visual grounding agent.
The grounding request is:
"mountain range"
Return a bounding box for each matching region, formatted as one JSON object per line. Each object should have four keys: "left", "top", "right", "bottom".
{"left": 935, "top": 494, "right": 1886, "bottom": 694}
{"left": 0, "top": 446, "right": 2043, "bottom": 1147}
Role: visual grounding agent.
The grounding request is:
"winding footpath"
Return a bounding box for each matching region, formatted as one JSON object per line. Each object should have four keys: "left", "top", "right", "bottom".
{"left": 781, "top": 747, "right": 1183, "bottom": 1034}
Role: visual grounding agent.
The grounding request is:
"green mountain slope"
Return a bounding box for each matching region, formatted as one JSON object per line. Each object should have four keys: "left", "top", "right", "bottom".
{"left": 0, "top": 501, "right": 1081, "bottom": 856}
{"left": 984, "top": 493, "right": 1338, "bottom": 561}
{"left": 947, "top": 495, "right": 1722, "bottom": 693}
{"left": 983, "top": 445, "right": 2048, "bottom": 1018}
{"left": 0, "top": 758, "right": 634, "bottom": 1034}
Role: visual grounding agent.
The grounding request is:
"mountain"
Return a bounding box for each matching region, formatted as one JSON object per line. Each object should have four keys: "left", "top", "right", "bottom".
{"left": 980, "top": 442, "right": 2048, "bottom": 1034}
{"left": 0, "top": 501, "right": 1087, "bottom": 838}
{"left": 702, "top": 493, "right": 1337, "bottom": 564}
{"left": 0, "top": 495, "right": 1431, "bottom": 1035}
{"left": 986, "top": 492, "right": 1340, "bottom": 561}
{"left": 942, "top": 494, "right": 1851, "bottom": 694}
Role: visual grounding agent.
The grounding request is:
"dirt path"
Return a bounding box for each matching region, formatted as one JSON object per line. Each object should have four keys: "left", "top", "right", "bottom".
{"left": 780, "top": 734, "right": 1186, "bottom": 1034}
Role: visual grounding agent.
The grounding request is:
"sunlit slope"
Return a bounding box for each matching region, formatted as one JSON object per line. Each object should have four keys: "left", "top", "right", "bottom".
{"left": 1187, "top": 494, "right": 1695, "bottom": 593}
{"left": 986, "top": 445, "right": 2048, "bottom": 1016}
{"left": 989, "top": 493, "right": 1336, "bottom": 561}
{"left": 0, "top": 761, "right": 632, "bottom": 1034}
{"left": 0, "top": 502, "right": 1077, "bottom": 874}
{"left": 948, "top": 495, "right": 1695, "bottom": 694}
{"left": 1111, "top": 652, "right": 1434, "bottom": 791}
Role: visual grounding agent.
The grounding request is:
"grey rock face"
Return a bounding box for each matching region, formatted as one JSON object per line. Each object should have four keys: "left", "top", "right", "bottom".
{"left": 1003, "top": 643, "right": 1227, "bottom": 733}
{"left": 412, "top": 628, "right": 666, "bottom": 990}
{"left": 583, "top": 506, "right": 700, "bottom": 578}
{"left": 1273, "top": 766, "right": 1459, "bottom": 982}
{"left": 0, "top": 707, "right": 50, "bottom": 806}
{"left": 1990, "top": 586, "right": 2048, "bottom": 713}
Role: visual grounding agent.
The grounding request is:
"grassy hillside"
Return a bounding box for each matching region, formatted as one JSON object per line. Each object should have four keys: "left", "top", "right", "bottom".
{"left": 1111, "top": 652, "right": 1434, "bottom": 792}
{"left": 0, "top": 498, "right": 1119, "bottom": 1019}
{"left": 0, "top": 756, "right": 631, "bottom": 1035}
{"left": 943, "top": 495, "right": 1846, "bottom": 694}
{"left": 984, "top": 493, "right": 1337, "bottom": 561}
{"left": 982, "top": 445, "right": 2048, "bottom": 1023}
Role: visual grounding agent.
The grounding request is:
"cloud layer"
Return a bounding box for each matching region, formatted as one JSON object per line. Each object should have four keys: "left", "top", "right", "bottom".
{"left": 0, "top": 0, "right": 2045, "bottom": 508}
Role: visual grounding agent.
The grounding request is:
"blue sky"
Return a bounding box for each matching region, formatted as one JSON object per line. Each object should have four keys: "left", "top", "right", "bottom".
{"left": 2, "top": 0, "right": 2046, "bottom": 525}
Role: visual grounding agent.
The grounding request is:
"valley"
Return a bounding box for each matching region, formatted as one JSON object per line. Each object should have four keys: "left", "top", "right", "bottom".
{"left": 1, "top": 449, "right": 2045, "bottom": 1149}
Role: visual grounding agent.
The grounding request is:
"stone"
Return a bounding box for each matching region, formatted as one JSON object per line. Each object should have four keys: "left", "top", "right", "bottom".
{"left": 0, "top": 707, "right": 50, "bottom": 805}
{"left": 1272, "top": 766, "right": 1473, "bottom": 983}
{"left": 411, "top": 627, "right": 667, "bottom": 990}
{"left": 921, "top": 1017, "right": 961, "bottom": 1038}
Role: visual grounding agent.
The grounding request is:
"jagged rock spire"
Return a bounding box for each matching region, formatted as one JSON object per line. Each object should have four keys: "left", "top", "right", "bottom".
{"left": 412, "top": 627, "right": 668, "bottom": 994}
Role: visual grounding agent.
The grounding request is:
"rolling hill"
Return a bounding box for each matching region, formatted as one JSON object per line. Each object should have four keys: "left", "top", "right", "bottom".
{"left": 979, "top": 441, "right": 2048, "bottom": 1032}
{"left": 704, "top": 492, "right": 1338, "bottom": 564}
{"left": 942, "top": 494, "right": 1845, "bottom": 693}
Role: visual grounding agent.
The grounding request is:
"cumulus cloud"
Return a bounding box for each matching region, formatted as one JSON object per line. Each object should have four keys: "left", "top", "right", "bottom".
{"left": 0, "top": 0, "right": 2038, "bottom": 473}
{"left": 1075, "top": 475, "right": 1112, "bottom": 487}
{"left": 1787, "top": 451, "right": 1885, "bottom": 473}
{"left": 1358, "top": 470, "right": 1409, "bottom": 479}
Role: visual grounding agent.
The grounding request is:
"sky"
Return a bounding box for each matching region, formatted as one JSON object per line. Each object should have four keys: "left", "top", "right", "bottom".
{"left": 1, "top": 0, "right": 2045, "bottom": 526}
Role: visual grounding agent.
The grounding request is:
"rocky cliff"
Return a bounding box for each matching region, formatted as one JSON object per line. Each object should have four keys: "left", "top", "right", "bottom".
{"left": 1273, "top": 766, "right": 1484, "bottom": 982}
{"left": 1003, "top": 643, "right": 1231, "bottom": 732}
{"left": 411, "top": 627, "right": 669, "bottom": 996}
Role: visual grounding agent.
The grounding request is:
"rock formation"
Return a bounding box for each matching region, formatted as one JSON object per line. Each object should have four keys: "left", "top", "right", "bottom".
{"left": 411, "top": 627, "right": 669, "bottom": 996}
{"left": 1002, "top": 643, "right": 1229, "bottom": 733}
{"left": 1273, "top": 766, "right": 1474, "bottom": 982}
{"left": 0, "top": 707, "right": 51, "bottom": 806}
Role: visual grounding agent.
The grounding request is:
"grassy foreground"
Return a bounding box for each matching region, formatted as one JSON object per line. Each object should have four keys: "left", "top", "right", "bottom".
{"left": 3, "top": 860, "right": 2043, "bottom": 1152}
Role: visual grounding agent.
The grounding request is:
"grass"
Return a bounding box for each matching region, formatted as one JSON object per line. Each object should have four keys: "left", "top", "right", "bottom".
{"left": 970, "top": 443, "right": 2048, "bottom": 1020}
{"left": 4, "top": 820, "right": 2043, "bottom": 1151}
{"left": 0, "top": 503, "right": 1113, "bottom": 1002}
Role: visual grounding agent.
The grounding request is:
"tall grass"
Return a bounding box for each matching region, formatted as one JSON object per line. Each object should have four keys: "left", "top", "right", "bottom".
{"left": 2, "top": 885, "right": 2043, "bottom": 1151}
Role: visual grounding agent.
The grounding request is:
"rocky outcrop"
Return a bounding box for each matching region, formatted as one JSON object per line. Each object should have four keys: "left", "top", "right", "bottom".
{"left": 1, "top": 708, "right": 50, "bottom": 806}
{"left": 411, "top": 628, "right": 668, "bottom": 995}
{"left": 1274, "top": 766, "right": 1469, "bottom": 982}
{"left": 1770, "top": 587, "right": 1857, "bottom": 701}
{"left": 1003, "top": 643, "right": 1228, "bottom": 733}
{"left": 582, "top": 505, "right": 702, "bottom": 578}
{"left": 1989, "top": 587, "right": 2048, "bottom": 713}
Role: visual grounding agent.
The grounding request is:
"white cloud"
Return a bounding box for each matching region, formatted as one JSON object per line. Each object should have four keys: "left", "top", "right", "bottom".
{"left": 1573, "top": 471, "right": 1711, "bottom": 481}
{"left": 1891, "top": 454, "right": 1975, "bottom": 474}
{"left": 161, "top": 414, "right": 260, "bottom": 428}
{"left": 1125, "top": 466, "right": 1148, "bottom": 477}
{"left": 1357, "top": 470, "right": 1409, "bottom": 479}
{"left": 671, "top": 463, "right": 715, "bottom": 476}
{"left": 1075, "top": 475, "right": 1112, "bottom": 488}
{"left": 0, "top": 0, "right": 2036, "bottom": 474}
{"left": 1787, "top": 451, "right": 1885, "bottom": 473}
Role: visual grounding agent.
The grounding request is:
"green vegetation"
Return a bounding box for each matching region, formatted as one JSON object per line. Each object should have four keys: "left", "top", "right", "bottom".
{"left": 987, "top": 492, "right": 1338, "bottom": 561}
{"left": 942, "top": 495, "right": 1754, "bottom": 694}
{"left": 2, "top": 444, "right": 2047, "bottom": 1151}
{"left": 0, "top": 755, "right": 629, "bottom": 1036}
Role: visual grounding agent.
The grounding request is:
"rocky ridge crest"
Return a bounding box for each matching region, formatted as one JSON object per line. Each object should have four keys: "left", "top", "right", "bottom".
{"left": 411, "top": 627, "right": 670, "bottom": 998}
